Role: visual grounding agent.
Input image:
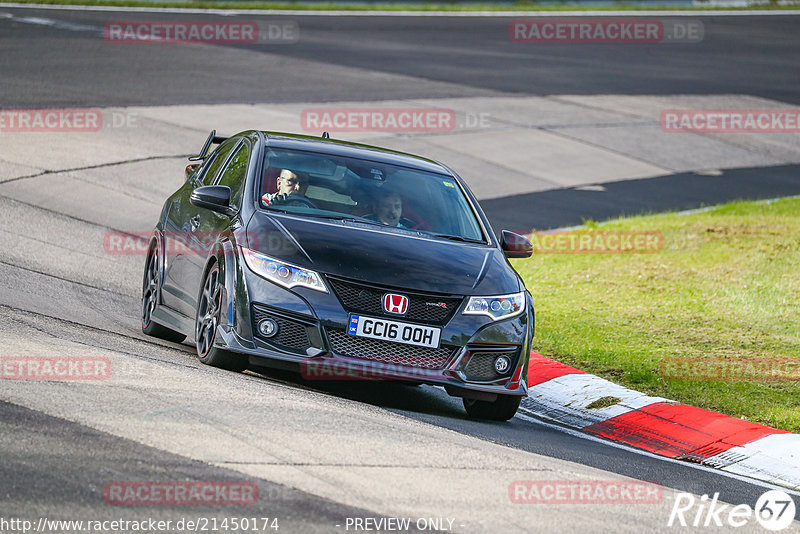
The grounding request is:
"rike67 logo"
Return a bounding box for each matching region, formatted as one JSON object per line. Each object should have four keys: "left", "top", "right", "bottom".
{"left": 668, "top": 490, "right": 796, "bottom": 531}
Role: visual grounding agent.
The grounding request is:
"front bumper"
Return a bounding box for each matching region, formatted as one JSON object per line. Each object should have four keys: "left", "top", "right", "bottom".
{"left": 216, "top": 258, "right": 532, "bottom": 397}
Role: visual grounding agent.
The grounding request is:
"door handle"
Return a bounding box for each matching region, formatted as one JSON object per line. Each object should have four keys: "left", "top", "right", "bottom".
{"left": 190, "top": 215, "right": 200, "bottom": 231}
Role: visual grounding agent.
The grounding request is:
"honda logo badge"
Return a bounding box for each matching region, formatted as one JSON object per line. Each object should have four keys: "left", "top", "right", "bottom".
{"left": 383, "top": 293, "right": 409, "bottom": 315}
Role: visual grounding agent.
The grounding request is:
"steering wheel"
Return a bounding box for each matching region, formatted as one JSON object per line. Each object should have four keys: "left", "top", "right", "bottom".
{"left": 275, "top": 196, "right": 317, "bottom": 209}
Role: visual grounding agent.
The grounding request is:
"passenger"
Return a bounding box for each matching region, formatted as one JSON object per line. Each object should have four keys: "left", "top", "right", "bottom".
{"left": 367, "top": 190, "right": 411, "bottom": 228}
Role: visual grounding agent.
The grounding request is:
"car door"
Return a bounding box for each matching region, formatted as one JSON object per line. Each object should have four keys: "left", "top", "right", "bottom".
{"left": 161, "top": 138, "right": 240, "bottom": 317}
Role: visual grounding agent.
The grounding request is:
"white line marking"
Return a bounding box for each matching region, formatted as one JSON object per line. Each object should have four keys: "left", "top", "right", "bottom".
{"left": 552, "top": 193, "right": 800, "bottom": 231}
{"left": 514, "top": 410, "right": 800, "bottom": 497}
{"left": 1, "top": 3, "right": 799, "bottom": 16}
{"left": 13, "top": 15, "right": 99, "bottom": 31}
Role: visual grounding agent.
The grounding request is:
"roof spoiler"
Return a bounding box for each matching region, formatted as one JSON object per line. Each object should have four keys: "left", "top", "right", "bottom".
{"left": 189, "top": 130, "right": 228, "bottom": 161}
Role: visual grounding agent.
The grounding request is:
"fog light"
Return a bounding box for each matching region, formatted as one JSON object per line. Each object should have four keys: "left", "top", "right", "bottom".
{"left": 258, "top": 318, "right": 278, "bottom": 338}
{"left": 494, "top": 355, "right": 511, "bottom": 374}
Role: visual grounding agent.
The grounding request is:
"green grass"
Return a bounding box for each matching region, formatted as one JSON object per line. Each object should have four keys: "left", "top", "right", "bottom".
{"left": 512, "top": 197, "right": 800, "bottom": 432}
{"left": 5, "top": 0, "right": 800, "bottom": 10}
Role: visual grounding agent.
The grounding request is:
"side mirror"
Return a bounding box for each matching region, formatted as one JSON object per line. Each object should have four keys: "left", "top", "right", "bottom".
{"left": 185, "top": 163, "right": 200, "bottom": 181}
{"left": 501, "top": 230, "right": 533, "bottom": 259}
{"left": 190, "top": 185, "right": 236, "bottom": 217}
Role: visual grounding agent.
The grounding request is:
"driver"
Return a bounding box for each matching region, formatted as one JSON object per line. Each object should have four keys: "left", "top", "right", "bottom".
{"left": 262, "top": 169, "right": 309, "bottom": 206}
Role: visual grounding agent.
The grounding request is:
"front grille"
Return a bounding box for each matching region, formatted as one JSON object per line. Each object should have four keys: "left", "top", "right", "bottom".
{"left": 252, "top": 305, "right": 312, "bottom": 352}
{"left": 462, "top": 351, "right": 517, "bottom": 382}
{"left": 326, "top": 328, "right": 456, "bottom": 370}
{"left": 327, "top": 277, "right": 462, "bottom": 326}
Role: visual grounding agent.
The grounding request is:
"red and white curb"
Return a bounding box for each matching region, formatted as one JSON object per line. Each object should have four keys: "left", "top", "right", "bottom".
{"left": 521, "top": 352, "right": 800, "bottom": 491}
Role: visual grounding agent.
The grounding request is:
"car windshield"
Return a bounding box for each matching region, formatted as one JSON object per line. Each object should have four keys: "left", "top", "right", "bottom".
{"left": 259, "top": 147, "right": 485, "bottom": 242}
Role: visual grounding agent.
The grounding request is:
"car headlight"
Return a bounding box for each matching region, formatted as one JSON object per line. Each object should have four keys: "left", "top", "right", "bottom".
{"left": 241, "top": 247, "right": 327, "bottom": 293}
{"left": 463, "top": 292, "right": 525, "bottom": 320}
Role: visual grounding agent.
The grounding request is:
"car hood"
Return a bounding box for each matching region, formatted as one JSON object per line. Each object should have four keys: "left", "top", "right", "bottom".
{"left": 245, "top": 212, "right": 520, "bottom": 295}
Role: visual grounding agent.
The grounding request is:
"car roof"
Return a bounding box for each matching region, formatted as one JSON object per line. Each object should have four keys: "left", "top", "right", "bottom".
{"left": 260, "top": 131, "right": 453, "bottom": 176}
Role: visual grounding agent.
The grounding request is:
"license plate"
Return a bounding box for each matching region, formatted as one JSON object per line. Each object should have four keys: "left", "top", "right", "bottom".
{"left": 348, "top": 315, "right": 441, "bottom": 349}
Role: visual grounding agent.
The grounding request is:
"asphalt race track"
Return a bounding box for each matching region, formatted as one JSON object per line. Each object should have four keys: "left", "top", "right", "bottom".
{"left": 1, "top": 7, "right": 799, "bottom": 533}
{"left": 2, "top": 11, "right": 799, "bottom": 107}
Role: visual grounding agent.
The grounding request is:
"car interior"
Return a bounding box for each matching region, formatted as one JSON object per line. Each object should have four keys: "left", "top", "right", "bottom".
{"left": 259, "top": 149, "right": 484, "bottom": 241}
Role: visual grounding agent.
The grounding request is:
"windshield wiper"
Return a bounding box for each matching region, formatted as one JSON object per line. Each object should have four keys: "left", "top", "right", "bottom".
{"left": 314, "top": 215, "right": 387, "bottom": 227}
{"left": 428, "top": 233, "right": 485, "bottom": 244}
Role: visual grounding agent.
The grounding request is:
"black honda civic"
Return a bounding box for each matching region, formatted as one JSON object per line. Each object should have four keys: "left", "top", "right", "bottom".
{"left": 141, "top": 130, "right": 535, "bottom": 420}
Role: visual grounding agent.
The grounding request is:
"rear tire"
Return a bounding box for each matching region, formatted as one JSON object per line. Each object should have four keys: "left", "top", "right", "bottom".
{"left": 463, "top": 395, "right": 521, "bottom": 421}
{"left": 142, "top": 244, "right": 186, "bottom": 343}
{"left": 195, "top": 264, "right": 247, "bottom": 372}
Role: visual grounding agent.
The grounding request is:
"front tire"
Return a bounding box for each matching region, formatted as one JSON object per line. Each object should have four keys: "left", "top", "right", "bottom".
{"left": 195, "top": 264, "right": 247, "bottom": 372}
{"left": 463, "top": 395, "right": 521, "bottom": 421}
{"left": 142, "top": 243, "right": 186, "bottom": 343}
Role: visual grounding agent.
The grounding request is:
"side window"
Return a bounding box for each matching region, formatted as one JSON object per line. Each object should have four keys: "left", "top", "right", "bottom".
{"left": 215, "top": 142, "right": 250, "bottom": 206}
{"left": 200, "top": 140, "right": 238, "bottom": 186}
